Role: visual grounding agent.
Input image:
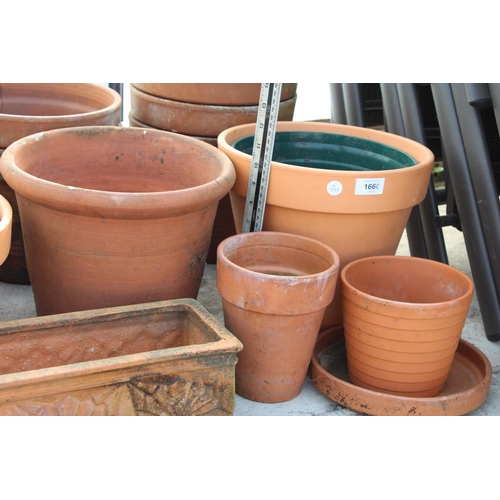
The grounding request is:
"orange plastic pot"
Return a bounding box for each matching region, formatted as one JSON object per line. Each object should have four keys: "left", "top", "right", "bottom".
{"left": 0, "top": 83, "right": 122, "bottom": 285}
{"left": 0, "top": 194, "right": 12, "bottom": 266}
{"left": 216, "top": 231, "right": 339, "bottom": 403}
{"left": 341, "top": 255, "right": 475, "bottom": 397}
{"left": 217, "top": 121, "right": 435, "bottom": 329}
{"left": 130, "top": 84, "right": 297, "bottom": 138}
{"left": 0, "top": 126, "right": 235, "bottom": 316}
{"left": 132, "top": 83, "right": 298, "bottom": 106}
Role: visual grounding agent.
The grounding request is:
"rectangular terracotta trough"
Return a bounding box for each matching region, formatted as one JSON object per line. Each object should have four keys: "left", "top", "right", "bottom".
{"left": 0, "top": 299, "right": 242, "bottom": 416}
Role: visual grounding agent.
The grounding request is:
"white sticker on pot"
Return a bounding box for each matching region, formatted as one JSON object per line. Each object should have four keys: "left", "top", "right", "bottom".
{"left": 326, "top": 181, "right": 343, "bottom": 196}
{"left": 355, "top": 178, "right": 385, "bottom": 195}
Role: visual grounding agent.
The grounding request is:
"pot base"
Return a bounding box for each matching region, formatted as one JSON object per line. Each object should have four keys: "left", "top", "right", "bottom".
{"left": 310, "top": 326, "right": 492, "bottom": 416}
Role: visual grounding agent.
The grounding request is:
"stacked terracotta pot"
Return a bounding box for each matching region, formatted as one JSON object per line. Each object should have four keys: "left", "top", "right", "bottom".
{"left": 0, "top": 83, "right": 122, "bottom": 284}
{"left": 129, "top": 83, "right": 298, "bottom": 263}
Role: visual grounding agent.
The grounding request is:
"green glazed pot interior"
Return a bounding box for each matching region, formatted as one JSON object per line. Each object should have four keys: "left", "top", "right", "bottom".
{"left": 232, "top": 131, "right": 417, "bottom": 171}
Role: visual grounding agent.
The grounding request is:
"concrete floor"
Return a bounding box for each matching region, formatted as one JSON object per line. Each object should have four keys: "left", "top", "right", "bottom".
{"left": 1, "top": 212, "right": 498, "bottom": 416}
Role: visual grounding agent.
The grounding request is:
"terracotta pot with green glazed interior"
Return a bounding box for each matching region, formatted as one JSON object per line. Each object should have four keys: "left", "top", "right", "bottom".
{"left": 216, "top": 231, "right": 339, "bottom": 403}
{"left": 341, "top": 255, "right": 475, "bottom": 397}
{"left": 0, "top": 126, "right": 235, "bottom": 317}
{"left": 217, "top": 121, "right": 435, "bottom": 330}
{"left": 0, "top": 83, "right": 122, "bottom": 285}
{"left": 0, "top": 194, "right": 12, "bottom": 266}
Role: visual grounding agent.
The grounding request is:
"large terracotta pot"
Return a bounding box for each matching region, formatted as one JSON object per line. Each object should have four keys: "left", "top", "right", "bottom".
{"left": 0, "top": 83, "right": 122, "bottom": 284}
{"left": 216, "top": 231, "right": 339, "bottom": 403}
{"left": 130, "top": 84, "right": 297, "bottom": 137}
{"left": 217, "top": 121, "right": 435, "bottom": 329}
{"left": 132, "top": 83, "right": 298, "bottom": 106}
{"left": 0, "top": 298, "right": 242, "bottom": 416}
{"left": 0, "top": 194, "right": 12, "bottom": 266}
{"left": 0, "top": 126, "right": 235, "bottom": 316}
{"left": 341, "top": 255, "right": 475, "bottom": 397}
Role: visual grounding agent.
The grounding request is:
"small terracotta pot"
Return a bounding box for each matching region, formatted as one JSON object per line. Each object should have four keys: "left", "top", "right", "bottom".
{"left": 0, "top": 126, "right": 235, "bottom": 316}
{"left": 0, "top": 83, "right": 122, "bottom": 285}
{"left": 341, "top": 255, "right": 475, "bottom": 397}
{"left": 217, "top": 121, "right": 435, "bottom": 329}
{"left": 0, "top": 194, "right": 12, "bottom": 266}
{"left": 216, "top": 231, "right": 339, "bottom": 403}
{"left": 132, "top": 83, "right": 298, "bottom": 106}
{"left": 130, "top": 84, "right": 297, "bottom": 137}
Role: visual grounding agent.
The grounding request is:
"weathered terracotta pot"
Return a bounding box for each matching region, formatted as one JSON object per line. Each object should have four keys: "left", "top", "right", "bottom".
{"left": 127, "top": 113, "right": 235, "bottom": 264}
{"left": 130, "top": 84, "right": 297, "bottom": 137}
{"left": 132, "top": 83, "right": 298, "bottom": 106}
{"left": 0, "top": 83, "right": 122, "bottom": 147}
{"left": 217, "top": 121, "right": 435, "bottom": 329}
{"left": 0, "top": 83, "right": 122, "bottom": 284}
{"left": 0, "top": 299, "right": 243, "bottom": 416}
{"left": 0, "top": 126, "right": 235, "bottom": 316}
{"left": 0, "top": 194, "right": 12, "bottom": 265}
{"left": 216, "top": 231, "right": 339, "bottom": 403}
{"left": 341, "top": 255, "right": 475, "bottom": 397}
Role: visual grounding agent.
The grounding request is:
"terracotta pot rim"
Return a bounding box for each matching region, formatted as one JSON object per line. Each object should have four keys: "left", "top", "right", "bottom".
{"left": 131, "top": 84, "right": 297, "bottom": 113}
{"left": 217, "top": 231, "right": 339, "bottom": 283}
{"left": 0, "top": 83, "right": 121, "bottom": 122}
{"left": 0, "top": 298, "right": 242, "bottom": 392}
{"left": 0, "top": 194, "right": 12, "bottom": 234}
{"left": 0, "top": 126, "right": 236, "bottom": 218}
{"left": 218, "top": 121, "right": 435, "bottom": 178}
{"left": 131, "top": 83, "right": 298, "bottom": 105}
{"left": 341, "top": 254, "right": 475, "bottom": 310}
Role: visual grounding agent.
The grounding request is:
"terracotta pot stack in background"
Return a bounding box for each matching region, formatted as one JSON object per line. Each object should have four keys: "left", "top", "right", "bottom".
{"left": 129, "top": 83, "right": 298, "bottom": 263}
{"left": 0, "top": 83, "right": 122, "bottom": 284}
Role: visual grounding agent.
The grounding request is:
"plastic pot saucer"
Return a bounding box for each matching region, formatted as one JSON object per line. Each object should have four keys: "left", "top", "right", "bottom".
{"left": 310, "top": 326, "right": 492, "bottom": 416}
